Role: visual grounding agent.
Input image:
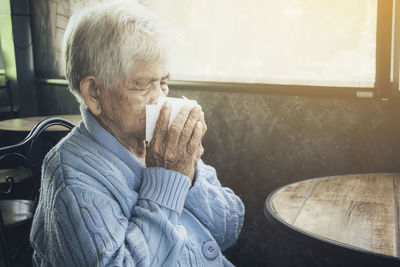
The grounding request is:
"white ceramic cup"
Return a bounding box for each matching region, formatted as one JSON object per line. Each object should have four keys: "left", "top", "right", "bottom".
{"left": 145, "top": 96, "right": 197, "bottom": 142}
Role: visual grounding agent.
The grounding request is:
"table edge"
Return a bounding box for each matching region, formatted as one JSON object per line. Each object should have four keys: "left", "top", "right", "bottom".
{"left": 0, "top": 115, "right": 81, "bottom": 132}
{"left": 264, "top": 173, "right": 400, "bottom": 262}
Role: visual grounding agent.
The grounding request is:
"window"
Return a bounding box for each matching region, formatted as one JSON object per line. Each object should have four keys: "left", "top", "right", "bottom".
{"left": 146, "top": 0, "right": 377, "bottom": 88}
{"left": 32, "top": 0, "right": 399, "bottom": 98}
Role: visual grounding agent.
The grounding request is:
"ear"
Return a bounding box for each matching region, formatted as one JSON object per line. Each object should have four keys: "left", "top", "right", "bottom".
{"left": 80, "top": 76, "right": 103, "bottom": 116}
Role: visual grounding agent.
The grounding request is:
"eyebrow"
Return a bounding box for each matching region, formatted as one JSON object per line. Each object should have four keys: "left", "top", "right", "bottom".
{"left": 150, "top": 73, "right": 170, "bottom": 82}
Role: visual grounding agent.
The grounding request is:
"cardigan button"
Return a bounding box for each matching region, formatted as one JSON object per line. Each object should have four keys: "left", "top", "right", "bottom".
{"left": 202, "top": 240, "right": 219, "bottom": 259}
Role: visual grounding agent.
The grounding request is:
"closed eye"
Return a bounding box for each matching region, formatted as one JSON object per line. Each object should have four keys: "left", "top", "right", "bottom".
{"left": 131, "top": 80, "right": 151, "bottom": 90}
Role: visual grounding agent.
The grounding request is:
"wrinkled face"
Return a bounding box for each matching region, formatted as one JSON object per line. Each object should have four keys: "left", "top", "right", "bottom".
{"left": 98, "top": 57, "right": 169, "bottom": 142}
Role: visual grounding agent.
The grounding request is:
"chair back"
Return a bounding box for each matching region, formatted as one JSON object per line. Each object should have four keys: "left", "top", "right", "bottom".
{"left": 0, "top": 117, "right": 75, "bottom": 267}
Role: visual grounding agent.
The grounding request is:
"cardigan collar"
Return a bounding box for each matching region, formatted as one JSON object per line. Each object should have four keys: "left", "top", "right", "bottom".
{"left": 79, "top": 105, "right": 145, "bottom": 178}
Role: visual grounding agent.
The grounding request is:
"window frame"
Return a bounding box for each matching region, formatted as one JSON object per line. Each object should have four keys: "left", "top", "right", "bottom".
{"left": 167, "top": 0, "right": 397, "bottom": 100}
{"left": 375, "top": 0, "right": 397, "bottom": 99}
{"left": 390, "top": 0, "right": 400, "bottom": 95}
{"left": 34, "top": 0, "right": 399, "bottom": 100}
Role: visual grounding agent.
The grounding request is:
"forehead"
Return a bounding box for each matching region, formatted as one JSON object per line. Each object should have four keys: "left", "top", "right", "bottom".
{"left": 128, "top": 57, "right": 169, "bottom": 80}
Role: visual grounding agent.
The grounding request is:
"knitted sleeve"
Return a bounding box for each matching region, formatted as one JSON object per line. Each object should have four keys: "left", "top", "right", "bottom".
{"left": 49, "top": 167, "right": 191, "bottom": 267}
{"left": 184, "top": 160, "right": 245, "bottom": 251}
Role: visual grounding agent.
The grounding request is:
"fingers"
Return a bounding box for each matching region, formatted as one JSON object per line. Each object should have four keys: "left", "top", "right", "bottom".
{"left": 187, "top": 122, "right": 203, "bottom": 155}
{"left": 165, "top": 103, "right": 197, "bottom": 147}
{"left": 177, "top": 105, "right": 202, "bottom": 149}
{"left": 148, "top": 102, "right": 206, "bottom": 179}
{"left": 150, "top": 102, "right": 171, "bottom": 149}
{"left": 199, "top": 110, "right": 207, "bottom": 138}
{"left": 198, "top": 144, "right": 204, "bottom": 157}
{"left": 193, "top": 144, "right": 204, "bottom": 171}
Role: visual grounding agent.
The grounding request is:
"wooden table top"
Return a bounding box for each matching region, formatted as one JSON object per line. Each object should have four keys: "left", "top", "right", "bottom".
{"left": 0, "top": 115, "right": 81, "bottom": 132}
{"left": 265, "top": 173, "right": 400, "bottom": 259}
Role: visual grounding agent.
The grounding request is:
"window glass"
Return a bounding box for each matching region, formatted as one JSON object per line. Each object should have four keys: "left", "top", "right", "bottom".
{"left": 144, "top": 0, "right": 377, "bottom": 87}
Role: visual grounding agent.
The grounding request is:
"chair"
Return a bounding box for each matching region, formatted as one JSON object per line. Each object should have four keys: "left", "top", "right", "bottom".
{"left": 0, "top": 117, "right": 75, "bottom": 267}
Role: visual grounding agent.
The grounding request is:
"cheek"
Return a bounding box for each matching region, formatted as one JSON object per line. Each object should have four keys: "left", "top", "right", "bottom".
{"left": 121, "top": 96, "right": 146, "bottom": 122}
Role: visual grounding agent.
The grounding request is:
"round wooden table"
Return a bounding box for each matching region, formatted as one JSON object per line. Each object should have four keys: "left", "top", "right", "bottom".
{"left": 0, "top": 115, "right": 81, "bottom": 132}
{"left": 264, "top": 173, "right": 400, "bottom": 266}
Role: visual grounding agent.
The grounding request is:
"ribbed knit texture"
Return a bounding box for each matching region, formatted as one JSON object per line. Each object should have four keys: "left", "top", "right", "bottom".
{"left": 140, "top": 168, "right": 190, "bottom": 212}
{"left": 29, "top": 106, "right": 245, "bottom": 267}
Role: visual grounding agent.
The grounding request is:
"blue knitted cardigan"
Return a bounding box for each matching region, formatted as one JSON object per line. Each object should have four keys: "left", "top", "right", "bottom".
{"left": 30, "top": 107, "right": 245, "bottom": 266}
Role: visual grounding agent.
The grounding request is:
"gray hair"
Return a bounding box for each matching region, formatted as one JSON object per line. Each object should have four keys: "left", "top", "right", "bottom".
{"left": 63, "top": 1, "right": 176, "bottom": 105}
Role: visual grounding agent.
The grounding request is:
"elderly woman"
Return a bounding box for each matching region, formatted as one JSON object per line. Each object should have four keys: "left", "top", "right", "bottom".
{"left": 30, "top": 1, "right": 244, "bottom": 267}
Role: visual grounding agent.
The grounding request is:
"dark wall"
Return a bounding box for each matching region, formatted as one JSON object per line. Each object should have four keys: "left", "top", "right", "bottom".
{"left": 36, "top": 84, "right": 400, "bottom": 267}
{"left": 172, "top": 89, "right": 400, "bottom": 267}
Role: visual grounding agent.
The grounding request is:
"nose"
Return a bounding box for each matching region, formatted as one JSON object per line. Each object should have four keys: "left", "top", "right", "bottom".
{"left": 149, "top": 84, "right": 167, "bottom": 104}
{"left": 161, "top": 83, "right": 169, "bottom": 96}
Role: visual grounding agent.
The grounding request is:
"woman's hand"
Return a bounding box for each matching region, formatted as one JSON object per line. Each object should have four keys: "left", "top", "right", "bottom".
{"left": 146, "top": 102, "right": 207, "bottom": 180}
